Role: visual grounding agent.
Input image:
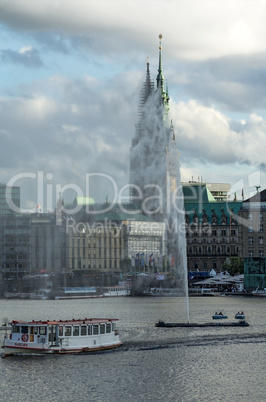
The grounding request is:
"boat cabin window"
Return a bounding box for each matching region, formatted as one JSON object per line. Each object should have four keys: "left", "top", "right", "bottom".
{"left": 39, "top": 326, "right": 47, "bottom": 335}
{"left": 112, "top": 323, "right": 116, "bottom": 332}
{"left": 65, "top": 326, "right": 71, "bottom": 336}
{"left": 88, "top": 325, "right": 92, "bottom": 335}
{"left": 100, "top": 324, "right": 105, "bottom": 334}
{"left": 93, "top": 325, "right": 99, "bottom": 335}
{"left": 59, "top": 326, "right": 63, "bottom": 336}
{"left": 12, "top": 325, "right": 20, "bottom": 333}
{"left": 21, "top": 326, "right": 28, "bottom": 334}
{"left": 73, "top": 326, "right": 79, "bottom": 336}
{"left": 30, "top": 326, "right": 38, "bottom": 335}
{"left": 81, "top": 325, "right": 87, "bottom": 336}
{"left": 106, "top": 323, "right": 111, "bottom": 333}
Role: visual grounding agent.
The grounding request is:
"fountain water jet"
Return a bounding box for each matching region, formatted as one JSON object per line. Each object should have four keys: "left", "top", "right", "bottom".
{"left": 130, "top": 35, "right": 189, "bottom": 322}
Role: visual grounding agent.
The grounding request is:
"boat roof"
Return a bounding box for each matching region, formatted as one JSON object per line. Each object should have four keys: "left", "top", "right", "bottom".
{"left": 9, "top": 318, "right": 119, "bottom": 326}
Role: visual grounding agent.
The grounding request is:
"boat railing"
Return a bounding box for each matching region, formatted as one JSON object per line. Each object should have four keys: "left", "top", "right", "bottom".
{"left": 189, "top": 288, "right": 219, "bottom": 294}
{"left": 201, "top": 288, "right": 218, "bottom": 294}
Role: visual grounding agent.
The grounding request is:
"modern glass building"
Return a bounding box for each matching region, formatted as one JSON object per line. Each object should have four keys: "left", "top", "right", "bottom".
{"left": 0, "top": 184, "right": 20, "bottom": 215}
{"left": 0, "top": 215, "right": 31, "bottom": 278}
{"left": 244, "top": 257, "right": 266, "bottom": 291}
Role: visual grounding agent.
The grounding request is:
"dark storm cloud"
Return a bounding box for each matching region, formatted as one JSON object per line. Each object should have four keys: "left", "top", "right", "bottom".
{"left": 168, "top": 53, "right": 266, "bottom": 112}
{"left": 0, "top": 71, "right": 139, "bottom": 203}
{"left": 1, "top": 47, "right": 44, "bottom": 68}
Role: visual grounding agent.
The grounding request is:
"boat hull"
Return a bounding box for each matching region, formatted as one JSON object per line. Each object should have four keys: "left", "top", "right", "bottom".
{"left": 2, "top": 341, "right": 122, "bottom": 357}
{"left": 212, "top": 315, "right": 227, "bottom": 319}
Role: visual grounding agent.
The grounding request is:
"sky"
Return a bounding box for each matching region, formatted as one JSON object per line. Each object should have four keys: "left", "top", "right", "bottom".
{"left": 0, "top": 0, "right": 266, "bottom": 211}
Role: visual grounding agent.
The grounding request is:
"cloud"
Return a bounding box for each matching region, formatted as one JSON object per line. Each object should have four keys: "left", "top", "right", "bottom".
{"left": 167, "top": 52, "right": 266, "bottom": 112}
{"left": 1, "top": 46, "right": 44, "bottom": 67}
{"left": 171, "top": 100, "right": 266, "bottom": 169}
{"left": 0, "top": 71, "right": 139, "bottom": 205}
{"left": 0, "top": 0, "right": 265, "bottom": 207}
{"left": 0, "top": 1, "right": 265, "bottom": 61}
{"left": 0, "top": 72, "right": 265, "bottom": 209}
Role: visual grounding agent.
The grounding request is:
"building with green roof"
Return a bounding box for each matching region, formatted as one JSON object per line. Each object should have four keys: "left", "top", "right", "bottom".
{"left": 182, "top": 182, "right": 242, "bottom": 272}
{"left": 183, "top": 183, "right": 216, "bottom": 204}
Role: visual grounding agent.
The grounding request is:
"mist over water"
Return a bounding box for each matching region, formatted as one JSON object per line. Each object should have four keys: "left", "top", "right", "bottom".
{"left": 130, "top": 88, "right": 189, "bottom": 320}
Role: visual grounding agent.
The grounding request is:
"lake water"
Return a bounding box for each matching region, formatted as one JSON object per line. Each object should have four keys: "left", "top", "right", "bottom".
{"left": 0, "top": 296, "right": 265, "bottom": 401}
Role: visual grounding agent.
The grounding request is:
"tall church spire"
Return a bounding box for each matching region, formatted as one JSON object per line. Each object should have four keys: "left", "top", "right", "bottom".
{"left": 156, "top": 34, "right": 169, "bottom": 115}
{"left": 144, "top": 56, "right": 153, "bottom": 102}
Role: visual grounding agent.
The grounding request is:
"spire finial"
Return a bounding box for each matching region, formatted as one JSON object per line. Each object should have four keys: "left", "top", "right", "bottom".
{"left": 159, "top": 34, "right": 162, "bottom": 51}
{"left": 157, "top": 34, "right": 165, "bottom": 95}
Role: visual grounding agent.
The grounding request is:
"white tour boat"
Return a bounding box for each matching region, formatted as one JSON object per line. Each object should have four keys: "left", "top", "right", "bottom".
{"left": 2, "top": 317, "right": 122, "bottom": 357}
{"left": 103, "top": 285, "right": 130, "bottom": 297}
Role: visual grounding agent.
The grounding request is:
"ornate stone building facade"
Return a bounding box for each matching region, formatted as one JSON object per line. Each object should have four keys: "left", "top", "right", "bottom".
{"left": 65, "top": 209, "right": 165, "bottom": 275}
{"left": 184, "top": 184, "right": 242, "bottom": 272}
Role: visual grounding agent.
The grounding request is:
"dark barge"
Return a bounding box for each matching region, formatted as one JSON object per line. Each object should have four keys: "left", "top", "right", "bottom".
{"left": 156, "top": 320, "right": 249, "bottom": 328}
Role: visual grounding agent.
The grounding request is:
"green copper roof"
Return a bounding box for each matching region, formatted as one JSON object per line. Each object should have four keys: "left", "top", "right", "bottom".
{"left": 75, "top": 196, "right": 95, "bottom": 205}
{"left": 185, "top": 201, "right": 242, "bottom": 224}
{"left": 183, "top": 184, "right": 216, "bottom": 203}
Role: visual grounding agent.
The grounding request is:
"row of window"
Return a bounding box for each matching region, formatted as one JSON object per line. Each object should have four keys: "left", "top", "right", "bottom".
{"left": 188, "top": 237, "right": 237, "bottom": 244}
{"left": 193, "top": 261, "right": 217, "bottom": 270}
{"left": 187, "top": 230, "right": 237, "bottom": 237}
{"left": 71, "top": 259, "right": 120, "bottom": 269}
{"left": 187, "top": 219, "right": 236, "bottom": 226}
{"left": 4, "top": 263, "right": 29, "bottom": 270}
{"left": 58, "top": 323, "right": 113, "bottom": 337}
{"left": 13, "top": 323, "right": 115, "bottom": 337}
{"left": 248, "top": 213, "right": 263, "bottom": 220}
{"left": 71, "top": 248, "right": 123, "bottom": 257}
{"left": 3, "top": 229, "right": 30, "bottom": 235}
{"left": 248, "top": 225, "right": 263, "bottom": 232}
{"left": 248, "top": 236, "right": 263, "bottom": 245}
{"left": 12, "top": 325, "right": 46, "bottom": 335}
{"left": 70, "top": 227, "right": 125, "bottom": 236}
{"left": 129, "top": 240, "right": 160, "bottom": 247}
{"left": 188, "top": 246, "right": 237, "bottom": 255}
{"left": 71, "top": 236, "right": 123, "bottom": 245}
{"left": 128, "top": 230, "right": 163, "bottom": 237}
{"left": 249, "top": 250, "right": 264, "bottom": 257}
{"left": 4, "top": 254, "right": 28, "bottom": 260}
{"left": 5, "top": 235, "right": 30, "bottom": 242}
